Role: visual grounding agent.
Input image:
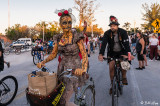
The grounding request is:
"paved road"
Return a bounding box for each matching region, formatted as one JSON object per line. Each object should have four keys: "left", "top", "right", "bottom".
{"left": 1, "top": 48, "right": 160, "bottom": 106}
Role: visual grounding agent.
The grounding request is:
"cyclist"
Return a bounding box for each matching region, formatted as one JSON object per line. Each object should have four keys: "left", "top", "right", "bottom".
{"left": 0, "top": 41, "right": 10, "bottom": 71}
{"left": 48, "top": 38, "right": 54, "bottom": 54}
{"left": 98, "top": 16, "right": 134, "bottom": 95}
{"left": 37, "top": 9, "right": 88, "bottom": 106}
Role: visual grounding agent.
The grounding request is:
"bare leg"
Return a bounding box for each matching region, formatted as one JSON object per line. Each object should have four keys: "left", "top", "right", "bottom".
{"left": 109, "top": 60, "right": 115, "bottom": 82}
{"left": 122, "top": 69, "right": 127, "bottom": 78}
{"left": 60, "top": 85, "right": 77, "bottom": 106}
{"left": 139, "top": 61, "right": 142, "bottom": 68}
{"left": 143, "top": 54, "right": 147, "bottom": 66}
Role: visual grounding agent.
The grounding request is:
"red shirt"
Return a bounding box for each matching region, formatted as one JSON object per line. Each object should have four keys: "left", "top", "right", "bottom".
{"left": 158, "top": 36, "right": 160, "bottom": 45}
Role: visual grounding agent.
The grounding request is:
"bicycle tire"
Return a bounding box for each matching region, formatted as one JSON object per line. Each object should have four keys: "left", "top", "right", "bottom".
{"left": 33, "top": 55, "right": 39, "bottom": 65}
{"left": 0, "top": 76, "right": 18, "bottom": 106}
{"left": 81, "top": 86, "right": 95, "bottom": 106}
{"left": 15, "top": 49, "right": 21, "bottom": 55}
{"left": 31, "top": 50, "right": 34, "bottom": 56}
{"left": 4, "top": 50, "right": 10, "bottom": 55}
{"left": 132, "top": 49, "right": 137, "bottom": 56}
{"left": 118, "top": 70, "right": 123, "bottom": 95}
{"left": 112, "top": 77, "right": 118, "bottom": 106}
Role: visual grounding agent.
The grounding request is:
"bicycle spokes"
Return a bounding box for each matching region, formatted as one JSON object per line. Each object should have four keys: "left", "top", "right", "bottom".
{"left": 0, "top": 78, "right": 16, "bottom": 104}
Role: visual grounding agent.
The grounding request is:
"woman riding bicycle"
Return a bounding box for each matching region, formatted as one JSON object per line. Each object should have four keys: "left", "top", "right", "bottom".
{"left": 37, "top": 8, "right": 88, "bottom": 106}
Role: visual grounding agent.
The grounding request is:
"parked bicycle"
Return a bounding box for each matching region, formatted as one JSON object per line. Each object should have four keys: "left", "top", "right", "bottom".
{"left": 0, "top": 74, "right": 18, "bottom": 105}
{"left": 33, "top": 50, "right": 44, "bottom": 65}
{"left": 103, "top": 57, "right": 128, "bottom": 106}
{"left": 4, "top": 46, "right": 21, "bottom": 55}
{"left": 131, "top": 47, "right": 136, "bottom": 56}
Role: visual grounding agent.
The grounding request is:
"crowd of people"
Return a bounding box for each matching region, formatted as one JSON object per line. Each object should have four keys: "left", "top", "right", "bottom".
{"left": 0, "top": 8, "right": 159, "bottom": 105}
{"left": 128, "top": 32, "right": 160, "bottom": 70}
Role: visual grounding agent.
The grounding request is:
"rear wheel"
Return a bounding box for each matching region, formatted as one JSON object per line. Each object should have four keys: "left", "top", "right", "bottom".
{"left": 4, "top": 50, "right": 10, "bottom": 55}
{"left": 112, "top": 77, "right": 118, "bottom": 106}
{"left": 15, "top": 49, "right": 21, "bottom": 55}
{"left": 0, "top": 76, "right": 18, "bottom": 106}
{"left": 81, "top": 86, "right": 95, "bottom": 106}
{"left": 33, "top": 55, "right": 39, "bottom": 65}
{"left": 132, "top": 49, "right": 137, "bottom": 56}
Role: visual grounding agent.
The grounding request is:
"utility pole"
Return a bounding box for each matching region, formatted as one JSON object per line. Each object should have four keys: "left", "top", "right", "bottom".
{"left": 43, "top": 23, "right": 44, "bottom": 42}
{"left": 8, "top": 0, "right": 10, "bottom": 29}
{"left": 134, "top": 20, "right": 136, "bottom": 33}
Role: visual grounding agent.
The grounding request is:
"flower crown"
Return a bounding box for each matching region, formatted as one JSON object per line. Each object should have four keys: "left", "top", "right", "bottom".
{"left": 55, "top": 8, "right": 72, "bottom": 17}
{"left": 55, "top": 8, "right": 76, "bottom": 23}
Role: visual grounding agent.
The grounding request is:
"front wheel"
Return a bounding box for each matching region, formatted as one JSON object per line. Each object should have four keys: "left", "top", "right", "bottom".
{"left": 0, "top": 76, "right": 18, "bottom": 106}
{"left": 81, "top": 86, "right": 95, "bottom": 106}
{"left": 4, "top": 50, "right": 10, "bottom": 55}
{"left": 112, "top": 77, "right": 118, "bottom": 106}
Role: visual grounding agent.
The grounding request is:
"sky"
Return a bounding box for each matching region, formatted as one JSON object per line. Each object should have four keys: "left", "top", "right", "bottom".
{"left": 0, "top": 0, "right": 159, "bottom": 34}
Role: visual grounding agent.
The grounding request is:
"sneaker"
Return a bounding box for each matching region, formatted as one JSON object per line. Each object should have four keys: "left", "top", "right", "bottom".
{"left": 136, "top": 67, "right": 143, "bottom": 70}
{"left": 149, "top": 60, "right": 153, "bottom": 61}
{"left": 122, "top": 78, "right": 128, "bottom": 85}
{"left": 109, "top": 88, "right": 112, "bottom": 95}
{"left": 142, "top": 66, "right": 145, "bottom": 69}
{"left": 7, "top": 62, "right": 10, "bottom": 68}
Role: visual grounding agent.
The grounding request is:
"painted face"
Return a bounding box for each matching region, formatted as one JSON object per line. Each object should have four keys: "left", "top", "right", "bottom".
{"left": 60, "top": 16, "right": 72, "bottom": 32}
{"left": 110, "top": 24, "right": 118, "bottom": 32}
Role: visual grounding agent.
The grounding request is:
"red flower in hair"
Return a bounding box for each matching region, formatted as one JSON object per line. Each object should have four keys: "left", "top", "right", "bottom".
{"left": 111, "top": 17, "right": 115, "bottom": 21}
{"left": 58, "top": 12, "right": 62, "bottom": 16}
{"left": 64, "top": 10, "right": 68, "bottom": 14}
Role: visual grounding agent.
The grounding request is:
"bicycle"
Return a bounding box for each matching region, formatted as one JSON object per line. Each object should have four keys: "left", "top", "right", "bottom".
{"left": 58, "top": 69, "right": 95, "bottom": 106}
{"left": 0, "top": 74, "right": 18, "bottom": 106}
{"left": 33, "top": 50, "right": 44, "bottom": 65}
{"left": 14, "top": 46, "right": 22, "bottom": 55}
{"left": 131, "top": 46, "right": 136, "bottom": 56}
{"left": 26, "top": 67, "right": 95, "bottom": 106}
{"left": 4, "top": 46, "right": 21, "bottom": 55}
{"left": 103, "top": 57, "right": 127, "bottom": 106}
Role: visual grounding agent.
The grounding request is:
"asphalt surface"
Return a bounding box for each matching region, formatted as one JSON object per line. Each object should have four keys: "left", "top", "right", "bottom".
{"left": 0, "top": 48, "right": 160, "bottom": 106}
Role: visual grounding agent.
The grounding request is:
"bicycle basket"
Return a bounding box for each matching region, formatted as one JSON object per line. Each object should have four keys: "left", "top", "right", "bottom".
{"left": 26, "top": 82, "right": 65, "bottom": 106}
{"left": 120, "top": 61, "right": 131, "bottom": 71}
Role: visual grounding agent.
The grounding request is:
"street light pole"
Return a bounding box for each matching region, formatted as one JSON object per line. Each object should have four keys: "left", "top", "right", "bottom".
{"left": 43, "top": 23, "right": 44, "bottom": 42}
{"left": 8, "top": 0, "right": 10, "bottom": 29}
{"left": 134, "top": 20, "right": 136, "bottom": 33}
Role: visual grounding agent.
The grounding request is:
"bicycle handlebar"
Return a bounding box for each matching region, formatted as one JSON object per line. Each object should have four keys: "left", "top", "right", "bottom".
{"left": 103, "top": 56, "right": 128, "bottom": 61}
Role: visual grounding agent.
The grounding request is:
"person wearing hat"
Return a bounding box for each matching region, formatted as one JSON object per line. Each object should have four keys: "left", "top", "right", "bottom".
{"left": 98, "top": 15, "right": 134, "bottom": 95}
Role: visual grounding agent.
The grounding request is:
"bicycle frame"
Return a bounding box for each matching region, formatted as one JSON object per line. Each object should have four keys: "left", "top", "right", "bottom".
{"left": 59, "top": 70, "right": 95, "bottom": 106}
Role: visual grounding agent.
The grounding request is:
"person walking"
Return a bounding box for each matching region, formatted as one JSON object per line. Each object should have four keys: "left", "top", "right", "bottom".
{"left": 135, "top": 32, "right": 145, "bottom": 70}
{"left": 148, "top": 34, "right": 159, "bottom": 61}
{"left": 157, "top": 35, "right": 160, "bottom": 60}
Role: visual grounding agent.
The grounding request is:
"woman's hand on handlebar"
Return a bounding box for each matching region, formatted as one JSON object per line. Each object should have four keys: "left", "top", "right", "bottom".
{"left": 75, "top": 68, "right": 85, "bottom": 76}
{"left": 37, "top": 62, "right": 45, "bottom": 69}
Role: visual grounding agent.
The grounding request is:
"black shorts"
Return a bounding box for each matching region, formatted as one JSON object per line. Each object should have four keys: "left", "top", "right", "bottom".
{"left": 137, "top": 53, "right": 144, "bottom": 61}
{"left": 108, "top": 51, "right": 122, "bottom": 63}
{"left": 143, "top": 47, "right": 146, "bottom": 54}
